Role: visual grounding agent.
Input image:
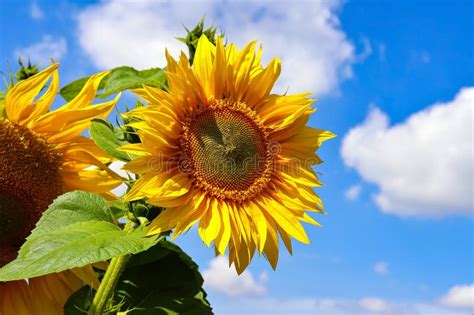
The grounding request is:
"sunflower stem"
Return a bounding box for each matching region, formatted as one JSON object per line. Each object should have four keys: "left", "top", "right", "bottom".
{"left": 88, "top": 220, "right": 134, "bottom": 315}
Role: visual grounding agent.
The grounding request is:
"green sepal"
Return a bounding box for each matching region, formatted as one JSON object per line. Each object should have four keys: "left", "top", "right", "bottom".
{"left": 110, "top": 199, "right": 129, "bottom": 219}
{"left": 16, "top": 58, "right": 40, "bottom": 82}
{"left": 178, "top": 17, "right": 222, "bottom": 65}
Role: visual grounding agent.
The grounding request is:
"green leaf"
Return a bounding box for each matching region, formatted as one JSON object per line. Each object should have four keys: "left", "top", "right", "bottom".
{"left": 59, "top": 66, "right": 166, "bottom": 102}
{"left": 90, "top": 118, "right": 132, "bottom": 161}
{"left": 64, "top": 241, "right": 213, "bottom": 315}
{"left": 101, "top": 67, "right": 166, "bottom": 98}
{"left": 0, "top": 191, "right": 160, "bottom": 281}
{"left": 114, "top": 241, "right": 213, "bottom": 314}
{"left": 60, "top": 77, "right": 91, "bottom": 102}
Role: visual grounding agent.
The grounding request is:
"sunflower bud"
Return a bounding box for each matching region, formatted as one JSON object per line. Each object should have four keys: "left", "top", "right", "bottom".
{"left": 177, "top": 17, "right": 223, "bottom": 65}
{"left": 15, "top": 58, "right": 40, "bottom": 82}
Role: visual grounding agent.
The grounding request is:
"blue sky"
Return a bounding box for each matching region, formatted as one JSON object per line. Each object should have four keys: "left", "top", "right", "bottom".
{"left": 1, "top": 1, "right": 473, "bottom": 314}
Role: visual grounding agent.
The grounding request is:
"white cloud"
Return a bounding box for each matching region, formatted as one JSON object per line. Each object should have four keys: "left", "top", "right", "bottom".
{"left": 359, "top": 297, "right": 390, "bottom": 313}
{"left": 345, "top": 184, "right": 362, "bottom": 200}
{"left": 341, "top": 88, "right": 474, "bottom": 217}
{"left": 439, "top": 284, "right": 474, "bottom": 309}
{"left": 30, "top": 1, "right": 44, "bottom": 20}
{"left": 202, "top": 256, "right": 267, "bottom": 297}
{"left": 77, "top": 0, "right": 359, "bottom": 95}
{"left": 15, "top": 35, "right": 67, "bottom": 65}
{"left": 259, "top": 271, "right": 269, "bottom": 283}
{"left": 210, "top": 295, "right": 467, "bottom": 315}
{"left": 373, "top": 262, "right": 389, "bottom": 275}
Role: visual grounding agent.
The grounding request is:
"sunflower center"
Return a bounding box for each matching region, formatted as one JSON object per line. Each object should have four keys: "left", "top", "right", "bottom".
{"left": 0, "top": 193, "right": 28, "bottom": 242}
{"left": 181, "top": 99, "right": 274, "bottom": 202}
{"left": 0, "top": 120, "right": 63, "bottom": 266}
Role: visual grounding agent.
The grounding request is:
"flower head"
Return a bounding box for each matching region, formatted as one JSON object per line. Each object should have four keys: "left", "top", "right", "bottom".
{"left": 0, "top": 64, "right": 121, "bottom": 313}
{"left": 123, "top": 36, "right": 334, "bottom": 273}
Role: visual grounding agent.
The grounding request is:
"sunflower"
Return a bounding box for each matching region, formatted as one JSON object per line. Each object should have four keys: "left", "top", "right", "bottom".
{"left": 122, "top": 36, "right": 335, "bottom": 273}
{"left": 0, "top": 64, "right": 122, "bottom": 314}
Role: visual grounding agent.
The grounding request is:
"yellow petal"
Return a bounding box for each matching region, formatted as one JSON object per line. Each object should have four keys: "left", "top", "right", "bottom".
{"left": 214, "top": 200, "right": 232, "bottom": 255}
{"left": 60, "top": 71, "right": 110, "bottom": 111}
{"left": 5, "top": 63, "right": 59, "bottom": 125}
{"left": 31, "top": 95, "right": 118, "bottom": 140}
{"left": 62, "top": 169, "right": 122, "bottom": 194}
{"left": 147, "top": 191, "right": 203, "bottom": 236}
{"left": 244, "top": 57, "right": 281, "bottom": 108}
{"left": 212, "top": 37, "right": 227, "bottom": 99}
{"left": 193, "top": 35, "right": 215, "bottom": 97}
{"left": 122, "top": 156, "right": 153, "bottom": 174}
{"left": 198, "top": 197, "right": 221, "bottom": 246}
{"left": 259, "top": 94, "right": 314, "bottom": 131}
{"left": 276, "top": 225, "right": 293, "bottom": 255}
{"left": 258, "top": 197, "right": 310, "bottom": 244}
{"left": 245, "top": 201, "right": 268, "bottom": 254}
{"left": 0, "top": 280, "right": 33, "bottom": 315}
{"left": 262, "top": 219, "right": 279, "bottom": 270}
{"left": 231, "top": 41, "right": 257, "bottom": 101}
{"left": 119, "top": 143, "right": 151, "bottom": 156}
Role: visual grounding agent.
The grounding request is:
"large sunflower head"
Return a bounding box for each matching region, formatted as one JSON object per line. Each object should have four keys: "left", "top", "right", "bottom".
{"left": 0, "top": 64, "right": 121, "bottom": 314}
{"left": 123, "top": 36, "right": 335, "bottom": 273}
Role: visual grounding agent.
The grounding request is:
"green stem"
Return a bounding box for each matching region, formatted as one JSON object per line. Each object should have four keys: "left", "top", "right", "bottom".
{"left": 88, "top": 221, "right": 134, "bottom": 315}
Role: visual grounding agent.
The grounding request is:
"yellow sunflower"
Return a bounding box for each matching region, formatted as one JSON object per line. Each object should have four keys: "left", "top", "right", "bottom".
{"left": 122, "top": 36, "right": 335, "bottom": 273}
{"left": 0, "top": 64, "right": 122, "bottom": 314}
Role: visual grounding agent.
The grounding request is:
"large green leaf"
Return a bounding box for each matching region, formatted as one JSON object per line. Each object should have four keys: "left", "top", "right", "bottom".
{"left": 0, "top": 191, "right": 160, "bottom": 281}
{"left": 64, "top": 241, "right": 213, "bottom": 315}
{"left": 115, "top": 241, "right": 213, "bottom": 314}
{"left": 59, "top": 66, "right": 166, "bottom": 102}
{"left": 90, "top": 118, "right": 132, "bottom": 161}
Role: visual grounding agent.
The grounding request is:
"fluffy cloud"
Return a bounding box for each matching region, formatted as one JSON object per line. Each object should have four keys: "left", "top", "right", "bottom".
{"left": 345, "top": 184, "right": 362, "bottom": 200}
{"left": 77, "top": 0, "right": 358, "bottom": 95}
{"left": 373, "top": 261, "right": 389, "bottom": 275}
{"left": 202, "top": 256, "right": 267, "bottom": 297}
{"left": 359, "top": 297, "right": 390, "bottom": 313}
{"left": 341, "top": 88, "right": 474, "bottom": 217}
{"left": 15, "top": 35, "right": 67, "bottom": 65}
{"left": 439, "top": 284, "right": 474, "bottom": 309}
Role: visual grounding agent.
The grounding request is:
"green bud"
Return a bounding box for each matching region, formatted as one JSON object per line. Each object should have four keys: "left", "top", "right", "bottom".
{"left": 178, "top": 17, "right": 224, "bottom": 65}
{"left": 15, "top": 58, "right": 40, "bottom": 82}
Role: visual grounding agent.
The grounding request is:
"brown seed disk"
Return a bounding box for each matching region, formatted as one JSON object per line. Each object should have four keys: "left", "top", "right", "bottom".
{"left": 180, "top": 99, "right": 275, "bottom": 203}
{"left": 0, "top": 120, "right": 63, "bottom": 266}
